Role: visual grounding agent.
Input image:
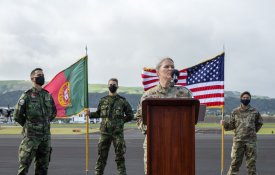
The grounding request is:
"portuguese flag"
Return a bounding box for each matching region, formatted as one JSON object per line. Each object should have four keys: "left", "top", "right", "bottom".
{"left": 44, "top": 56, "right": 88, "bottom": 117}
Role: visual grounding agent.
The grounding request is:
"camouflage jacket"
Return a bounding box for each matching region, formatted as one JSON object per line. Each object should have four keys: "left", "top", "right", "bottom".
{"left": 14, "top": 87, "right": 56, "bottom": 138}
{"left": 224, "top": 104, "right": 263, "bottom": 142}
{"left": 136, "top": 83, "right": 193, "bottom": 134}
{"left": 90, "top": 94, "right": 133, "bottom": 134}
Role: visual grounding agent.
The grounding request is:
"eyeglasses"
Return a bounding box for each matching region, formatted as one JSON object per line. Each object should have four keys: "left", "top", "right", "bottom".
{"left": 109, "top": 84, "right": 117, "bottom": 86}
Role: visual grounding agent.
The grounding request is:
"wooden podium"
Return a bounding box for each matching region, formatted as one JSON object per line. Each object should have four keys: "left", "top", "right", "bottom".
{"left": 142, "top": 98, "right": 199, "bottom": 175}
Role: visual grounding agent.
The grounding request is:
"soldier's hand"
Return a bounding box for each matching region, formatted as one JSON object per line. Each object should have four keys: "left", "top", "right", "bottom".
{"left": 220, "top": 120, "right": 225, "bottom": 125}
{"left": 85, "top": 109, "right": 90, "bottom": 116}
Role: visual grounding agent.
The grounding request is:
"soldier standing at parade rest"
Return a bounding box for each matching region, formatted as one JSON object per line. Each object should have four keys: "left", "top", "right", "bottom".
{"left": 220, "top": 91, "right": 263, "bottom": 175}
{"left": 13, "top": 68, "right": 56, "bottom": 175}
{"left": 89, "top": 78, "right": 133, "bottom": 175}
{"left": 135, "top": 58, "right": 193, "bottom": 174}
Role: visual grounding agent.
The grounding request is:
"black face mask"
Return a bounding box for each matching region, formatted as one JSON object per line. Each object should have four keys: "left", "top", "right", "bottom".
{"left": 35, "top": 76, "right": 45, "bottom": 86}
{"left": 109, "top": 85, "right": 118, "bottom": 93}
{"left": 241, "top": 99, "right": 250, "bottom": 106}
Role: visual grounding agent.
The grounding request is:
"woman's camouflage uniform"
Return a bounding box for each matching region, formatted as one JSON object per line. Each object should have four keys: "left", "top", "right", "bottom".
{"left": 136, "top": 83, "right": 192, "bottom": 174}
{"left": 224, "top": 104, "right": 263, "bottom": 175}
{"left": 14, "top": 87, "right": 56, "bottom": 175}
{"left": 90, "top": 94, "right": 133, "bottom": 175}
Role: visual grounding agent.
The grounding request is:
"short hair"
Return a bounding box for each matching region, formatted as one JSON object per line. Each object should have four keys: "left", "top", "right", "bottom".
{"left": 108, "top": 78, "right": 118, "bottom": 85}
{"left": 156, "top": 57, "right": 174, "bottom": 71}
{"left": 30, "top": 68, "right": 43, "bottom": 77}
{"left": 240, "top": 91, "right": 251, "bottom": 98}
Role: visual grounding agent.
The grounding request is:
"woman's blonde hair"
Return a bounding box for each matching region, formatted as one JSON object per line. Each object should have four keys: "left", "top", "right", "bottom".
{"left": 156, "top": 57, "right": 174, "bottom": 71}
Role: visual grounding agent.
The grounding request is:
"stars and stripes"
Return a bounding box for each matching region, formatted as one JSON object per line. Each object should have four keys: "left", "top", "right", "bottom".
{"left": 141, "top": 53, "right": 225, "bottom": 107}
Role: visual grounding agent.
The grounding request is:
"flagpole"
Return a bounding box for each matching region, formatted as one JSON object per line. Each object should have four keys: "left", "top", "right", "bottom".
{"left": 84, "top": 46, "right": 90, "bottom": 175}
{"left": 221, "top": 49, "right": 225, "bottom": 175}
{"left": 221, "top": 106, "right": 224, "bottom": 175}
{"left": 86, "top": 109, "right": 89, "bottom": 175}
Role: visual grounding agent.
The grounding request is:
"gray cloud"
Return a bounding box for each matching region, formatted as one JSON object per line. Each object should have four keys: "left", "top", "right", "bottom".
{"left": 0, "top": 0, "right": 274, "bottom": 97}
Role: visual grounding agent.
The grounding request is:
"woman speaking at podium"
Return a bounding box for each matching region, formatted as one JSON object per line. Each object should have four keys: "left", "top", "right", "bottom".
{"left": 136, "top": 57, "right": 192, "bottom": 174}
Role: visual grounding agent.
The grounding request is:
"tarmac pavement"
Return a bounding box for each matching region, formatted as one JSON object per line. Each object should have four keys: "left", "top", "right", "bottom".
{"left": 0, "top": 129, "right": 274, "bottom": 175}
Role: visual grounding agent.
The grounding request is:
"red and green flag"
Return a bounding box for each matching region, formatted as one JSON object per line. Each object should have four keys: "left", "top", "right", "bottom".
{"left": 44, "top": 56, "right": 88, "bottom": 117}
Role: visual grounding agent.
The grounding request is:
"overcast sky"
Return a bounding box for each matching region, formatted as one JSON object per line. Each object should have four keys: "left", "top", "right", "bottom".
{"left": 0, "top": 0, "right": 274, "bottom": 97}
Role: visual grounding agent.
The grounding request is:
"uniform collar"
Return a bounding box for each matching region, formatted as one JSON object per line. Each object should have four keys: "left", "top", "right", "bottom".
{"left": 155, "top": 83, "right": 172, "bottom": 94}
{"left": 31, "top": 87, "right": 42, "bottom": 93}
{"left": 239, "top": 104, "right": 251, "bottom": 111}
{"left": 109, "top": 94, "right": 119, "bottom": 98}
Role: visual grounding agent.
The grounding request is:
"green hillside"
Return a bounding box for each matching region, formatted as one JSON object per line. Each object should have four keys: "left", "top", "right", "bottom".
{"left": 0, "top": 80, "right": 31, "bottom": 94}
{"left": 0, "top": 81, "right": 144, "bottom": 95}
{"left": 88, "top": 84, "right": 143, "bottom": 94}
{"left": 1, "top": 80, "right": 275, "bottom": 114}
{"left": 0, "top": 80, "right": 273, "bottom": 97}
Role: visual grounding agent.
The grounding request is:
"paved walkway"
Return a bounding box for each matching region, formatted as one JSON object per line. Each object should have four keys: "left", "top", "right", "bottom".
{"left": 0, "top": 129, "right": 274, "bottom": 175}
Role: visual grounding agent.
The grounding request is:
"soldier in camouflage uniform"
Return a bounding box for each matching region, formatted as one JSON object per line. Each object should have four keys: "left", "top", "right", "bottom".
{"left": 14, "top": 68, "right": 56, "bottom": 175}
{"left": 221, "top": 91, "right": 263, "bottom": 175}
{"left": 90, "top": 78, "right": 133, "bottom": 175}
{"left": 136, "top": 58, "right": 193, "bottom": 174}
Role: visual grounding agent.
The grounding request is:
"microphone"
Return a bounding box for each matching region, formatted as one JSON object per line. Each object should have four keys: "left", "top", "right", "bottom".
{"left": 171, "top": 69, "right": 179, "bottom": 86}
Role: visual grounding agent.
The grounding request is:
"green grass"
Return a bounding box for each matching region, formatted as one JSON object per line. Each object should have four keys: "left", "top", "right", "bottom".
{"left": 196, "top": 123, "right": 220, "bottom": 128}
{"left": 195, "top": 123, "right": 275, "bottom": 135}
{"left": 224, "top": 128, "right": 275, "bottom": 135}
{"left": 1, "top": 123, "right": 275, "bottom": 135}
{"left": 0, "top": 126, "right": 22, "bottom": 134}
{"left": 0, "top": 125, "right": 99, "bottom": 135}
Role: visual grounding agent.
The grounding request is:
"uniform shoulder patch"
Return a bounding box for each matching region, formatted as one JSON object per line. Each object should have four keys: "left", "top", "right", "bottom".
{"left": 19, "top": 99, "right": 25, "bottom": 105}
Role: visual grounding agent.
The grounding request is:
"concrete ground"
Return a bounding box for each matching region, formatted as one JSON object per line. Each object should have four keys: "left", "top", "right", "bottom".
{"left": 0, "top": 129, "right": 274, "bottom": 175}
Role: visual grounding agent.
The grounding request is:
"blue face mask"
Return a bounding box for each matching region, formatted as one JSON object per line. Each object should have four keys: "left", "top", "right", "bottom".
{"left": 241, "top": 99, "right": 250, "bottom": 106}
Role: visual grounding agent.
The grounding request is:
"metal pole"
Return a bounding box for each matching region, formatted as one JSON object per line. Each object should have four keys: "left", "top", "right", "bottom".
{"left": 85, "top": 47, "right": 89, "bottom": 175}
{"left": 86, "top": 109, "right": 90, "bottom": 175}
{"left": 221, "top": 107, "right": 224, "bottom": 175}
{"left": 221, "top": 50, "right": 225, "bottom": 175}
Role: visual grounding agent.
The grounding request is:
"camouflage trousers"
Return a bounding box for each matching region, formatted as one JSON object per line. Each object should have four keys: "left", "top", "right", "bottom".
{"left": 227, "top": 141, "right": 257, "bottom": 175}
{"left": 17, "top": 136, "right": 52, "bottom": 175}
{"left": 95, "top": 132, "right": 126, "bottom": 175}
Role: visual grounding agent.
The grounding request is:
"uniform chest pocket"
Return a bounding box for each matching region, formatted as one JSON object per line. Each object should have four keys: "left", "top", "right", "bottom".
{"left": 100, "top": 105, "right": 108, "bottom": 117}
{"left": 27, "top": 99, "right": 43, "bottom": 120}
{"left": 248, "top": 112, "right": 257, "bottom": 124}
{"left": 114, "top": 106, "right": 123, "bottom": 116}
{"left": 29, "top": 99, "right": 40, "bottom": 110}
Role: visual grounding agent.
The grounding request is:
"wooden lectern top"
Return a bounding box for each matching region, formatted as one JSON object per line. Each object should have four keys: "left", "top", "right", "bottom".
{"left": 142, "top": 98, "right": 200, "bottom": 125}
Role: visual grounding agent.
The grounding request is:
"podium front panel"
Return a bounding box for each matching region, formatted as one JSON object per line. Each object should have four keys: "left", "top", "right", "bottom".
{"left": 143, "top": 98, "right": 199, "bottom": 175}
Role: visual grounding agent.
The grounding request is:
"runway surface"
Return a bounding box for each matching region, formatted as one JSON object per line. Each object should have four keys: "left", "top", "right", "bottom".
{"left": 0, "top": 129, "right": 274, "bottom": 175}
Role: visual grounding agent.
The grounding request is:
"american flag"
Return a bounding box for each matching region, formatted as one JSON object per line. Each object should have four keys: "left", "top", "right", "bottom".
{"left": 141, "top": 53, "right": 224, "bottom": 107}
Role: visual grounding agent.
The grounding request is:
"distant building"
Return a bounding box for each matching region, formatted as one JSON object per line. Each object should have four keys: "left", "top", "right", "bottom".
{"left": 70, "top": 108, "right": 101, "bottom": 124}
